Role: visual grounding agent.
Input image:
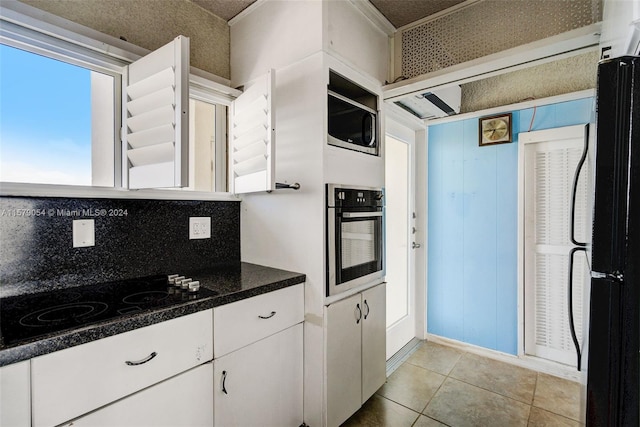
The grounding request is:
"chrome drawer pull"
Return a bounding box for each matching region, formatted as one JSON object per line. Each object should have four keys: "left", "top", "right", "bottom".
{"left": 125, "top": 351, "right": 157, "bottom": 366}
{"left": 258, "top": 311, "right": 277, "bottom": 319}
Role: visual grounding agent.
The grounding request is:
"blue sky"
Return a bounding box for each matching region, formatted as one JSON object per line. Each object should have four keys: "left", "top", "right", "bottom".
{"left": 0, "top": 44, "right": 93, "bottom": 185}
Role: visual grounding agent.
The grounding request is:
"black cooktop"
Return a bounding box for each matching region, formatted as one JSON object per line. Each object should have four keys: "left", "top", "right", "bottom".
{"left": 0, "top": 275, "right": 217, "bottom": 347}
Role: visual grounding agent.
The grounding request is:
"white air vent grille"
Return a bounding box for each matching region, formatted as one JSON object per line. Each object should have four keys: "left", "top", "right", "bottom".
{"left": 401, "top": 0, "right": 600, "bottom": 78}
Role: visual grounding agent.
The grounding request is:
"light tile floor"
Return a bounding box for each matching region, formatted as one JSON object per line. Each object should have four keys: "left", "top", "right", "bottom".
{"left": 342, "top": 341, "right": 583, "bottom": 427}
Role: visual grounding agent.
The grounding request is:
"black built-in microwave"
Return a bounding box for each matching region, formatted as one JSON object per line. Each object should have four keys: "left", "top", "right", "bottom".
{"left": 327, "top": 71, "right": 379, "bottom": 156}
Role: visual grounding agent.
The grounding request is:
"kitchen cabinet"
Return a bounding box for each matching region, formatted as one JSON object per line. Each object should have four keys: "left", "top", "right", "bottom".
{"left": 60, "top": 363, "right": 213, "bottom": 427}
{"left": 0, "top": 360, "right": 30, "bottom": 427}
{"left": 214, "top": 324, "right": 303, "bottom": 426}
{"left": 31, "top": 309, "right": 213, "bottom": 427}
{"left": 213, "top": 283, "right": 304, "bottom": 427}
{"left": 325, "top": 282, "right": 386, "bottom": 427}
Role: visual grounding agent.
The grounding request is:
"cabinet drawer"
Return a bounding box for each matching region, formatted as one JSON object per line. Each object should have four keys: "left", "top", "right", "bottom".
{"left": 32, "top": 309, "right": 213, "bottom": 427}
{"left": 61, "top": 363, "right": 213, "bottom": 427}
{"left": 214, "top": 284, "right": 304, "bottom": 357}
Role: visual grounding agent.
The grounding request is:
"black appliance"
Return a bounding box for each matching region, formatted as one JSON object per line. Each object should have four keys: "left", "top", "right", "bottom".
{"left": 327, "top": 70, "right": 379, "bottom": 156}
{"left": 326, "top": 184, "right": 384, "bottom": 297}
{"left": 0, "top": 275, "right": 216, "bottom": 347}
{"left": 586, "top": 55, "right": 640, "bottom": 426}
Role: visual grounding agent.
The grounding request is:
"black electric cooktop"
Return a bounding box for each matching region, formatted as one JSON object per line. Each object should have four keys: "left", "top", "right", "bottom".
{"left": 0, "top": 275, "right": 217, "bottom": 347}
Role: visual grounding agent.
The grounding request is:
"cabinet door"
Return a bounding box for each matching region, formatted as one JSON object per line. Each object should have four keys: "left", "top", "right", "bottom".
{"left": 361, "top": 283, "right": 387, "bottom": 403}
{"left": 0, "top": 360, "right": 30, "bottom": 427}
{"left": 325, "top": 293, "right": 363, "bottom": 427}
{"left": 62, "top": 363, "right": 213, "bottom": 427}
{"left": 214, "top": 323, "right": 303, "bottom": 427}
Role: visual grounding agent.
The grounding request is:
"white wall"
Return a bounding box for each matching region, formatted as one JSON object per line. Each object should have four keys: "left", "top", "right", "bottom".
{"left": 230, "top": 0, "right": 324, "bottom": 87}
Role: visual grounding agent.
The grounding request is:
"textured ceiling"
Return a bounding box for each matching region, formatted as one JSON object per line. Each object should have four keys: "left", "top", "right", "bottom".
{"left": 369, "top": 0, "right": 467, "bottom": 28}
{"left": 191, "top": 0, "right": 256, "bottom": 21}
{"left": 190, "top": 0, "right": 466, "bottom": 28}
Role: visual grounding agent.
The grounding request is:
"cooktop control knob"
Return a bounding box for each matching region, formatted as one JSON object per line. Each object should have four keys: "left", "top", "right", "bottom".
{"left": 179, "top": 278, "right": 193, "bottom": 289}
{"left": 188, "top": 281, "right": 201, "bottom": 293}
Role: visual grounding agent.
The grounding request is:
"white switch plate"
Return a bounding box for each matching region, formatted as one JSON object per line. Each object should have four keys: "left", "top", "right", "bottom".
{"left": 189, "top": 217, "right": 211, "bottom": 239}
{"left": 73, "top": 219, "right": 95, "bottom": 248}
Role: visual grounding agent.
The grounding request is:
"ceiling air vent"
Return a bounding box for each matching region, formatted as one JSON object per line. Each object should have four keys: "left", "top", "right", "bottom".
{"left": 393, "top": 85, "right": 461, "bottom": 120}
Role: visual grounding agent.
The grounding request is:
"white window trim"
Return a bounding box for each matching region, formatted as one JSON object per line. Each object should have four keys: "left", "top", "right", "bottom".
{"left": 0, "top": 1, "right": 241, "bottom": 200}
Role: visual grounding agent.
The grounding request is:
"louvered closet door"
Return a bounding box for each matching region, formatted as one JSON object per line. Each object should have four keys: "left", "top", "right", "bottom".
{"left": 523, "top": 125, "right": 590, "bottom": 367}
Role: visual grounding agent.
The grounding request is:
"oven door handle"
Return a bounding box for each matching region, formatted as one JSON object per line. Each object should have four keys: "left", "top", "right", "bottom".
{"left": 342, "top": 212, "right": 383, "bottom": 219}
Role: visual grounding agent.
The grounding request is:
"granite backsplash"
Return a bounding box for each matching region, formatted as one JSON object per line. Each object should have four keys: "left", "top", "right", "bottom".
{"left": 0, "top": 197, "right": 240, "bottom": 297}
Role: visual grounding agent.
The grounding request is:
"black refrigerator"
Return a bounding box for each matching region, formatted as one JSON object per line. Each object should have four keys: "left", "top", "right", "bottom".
{"left": 586, "top": 55, "right": 640, "bottom": 426}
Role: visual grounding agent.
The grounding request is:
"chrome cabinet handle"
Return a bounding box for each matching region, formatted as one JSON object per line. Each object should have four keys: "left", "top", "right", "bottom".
{"left": 355, "top": 303, "right": 362, "bottom": 324}
{"left": 222, "top": 370, "right": 228, "bottom": 395}
{"left": 363, "top": 300, "right": 370, "bottom": 320}
{"left": 258, "top": 311, "right": 277, "bottom": 319}
{"left": 125, "top": 351, "right": 157, "bottom": 366}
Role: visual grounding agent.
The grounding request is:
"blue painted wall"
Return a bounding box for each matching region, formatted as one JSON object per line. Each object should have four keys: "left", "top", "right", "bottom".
{"left": 427, "top": 97, "right": 593, "bottom": 355}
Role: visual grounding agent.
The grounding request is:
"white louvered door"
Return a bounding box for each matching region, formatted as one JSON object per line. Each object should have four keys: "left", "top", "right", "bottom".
{"left": 124, "top": 36, "right": 189, "bottom": 189}
{"left": 229, "top": 70, "right": 275, "bottom": 194}
{"left": 522, "top": 125, "right": 590, "bottom": 367}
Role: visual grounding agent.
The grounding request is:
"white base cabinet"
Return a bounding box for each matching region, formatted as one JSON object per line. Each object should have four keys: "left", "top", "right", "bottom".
{"left": 325, "top": 283, "right": 386, "bottom": 427}
{"left": 61, "top": 363, "right": 214, "bottom": 427}
{"left": 214, "top": 323, "right": 303, "bottom": 427}
{"left": 0, "top": 360, "right": 31, "bottom": 427}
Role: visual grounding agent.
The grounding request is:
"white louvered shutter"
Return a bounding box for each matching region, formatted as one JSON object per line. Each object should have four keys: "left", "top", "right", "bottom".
{"left": 230, "top": 70, "right": 275, "bottom": 194}
{"left": 522, "top": 125, "right": 590, "bottom": 367}
{"left": 124, "top": 36, "right": 189, "bottom": 189}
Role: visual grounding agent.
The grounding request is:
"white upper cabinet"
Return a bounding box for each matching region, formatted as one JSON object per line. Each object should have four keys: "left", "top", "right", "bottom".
{"left": 229, "top": 69, "right": 276, "bottom": 194}
{"left": 124, "top": 36, "right": 189, "bottom": 189}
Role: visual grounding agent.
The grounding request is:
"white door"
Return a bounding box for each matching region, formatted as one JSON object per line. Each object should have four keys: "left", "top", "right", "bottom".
{"left": 325, "top": 293, "right": 362, "bottom": 427}
{"left": 213, "top": 324, "right": 303, "bottom": 427}
{"left": 361, "top": 283, "right": 387, "bottom": 404}
{"left": 385, "top": 130, "right": 417, "bottom": 359}
{"left": 522, "top": 125, "right": 591, "bottom": 367}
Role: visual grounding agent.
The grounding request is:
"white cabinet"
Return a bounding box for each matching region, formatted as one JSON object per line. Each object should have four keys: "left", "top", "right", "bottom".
{"left": 0, "top": 360, "right": 30, "bottom": 427}
{"left": 31, "top": 310, "right": 213, "bottom": 427}
{"left": 214, "top": 283, "right": 304, "bottom": 358}
{"left": 214, "top": 324, "right": 303, "bottom": 427}
{"left": 325, "top": 283, "right": 386, "bottom": 427}
{"left": 61, "top": 363, "right": 213, "bottom": 427}
{"left": 213, "top": 283, "right": 305, "bottom": 427}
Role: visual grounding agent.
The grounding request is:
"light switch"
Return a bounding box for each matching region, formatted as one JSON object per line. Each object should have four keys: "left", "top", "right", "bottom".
{"left": 189, "top": 217, "right": 211, "bottom": 239}
{"left": 73, "top": 219, "right": 95, "bottom": 248}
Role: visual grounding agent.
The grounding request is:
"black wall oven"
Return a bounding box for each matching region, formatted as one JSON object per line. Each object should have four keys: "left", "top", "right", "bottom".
{"left": 326, "top": 184, "right": 384, "bottom": 297}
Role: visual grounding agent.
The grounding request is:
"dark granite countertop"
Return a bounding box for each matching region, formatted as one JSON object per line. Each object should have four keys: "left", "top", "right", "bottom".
{"left": 0, "top": 263, "right": 305, "bottom": 367}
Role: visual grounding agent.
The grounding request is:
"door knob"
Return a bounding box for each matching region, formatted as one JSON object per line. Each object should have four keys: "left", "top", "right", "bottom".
{"left": 412, "top": 242, "right": 421, "bottom": 249}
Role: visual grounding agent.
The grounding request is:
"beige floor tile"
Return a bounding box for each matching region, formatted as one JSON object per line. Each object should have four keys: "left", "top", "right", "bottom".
{"left": 533, "top": 373, "right": 582, "bottom": 422}
{"left": 424, "top": 378, "right": 531, "bottom": 427}
{"left": 528, "top": 407, "right": 584, "bottom": 426}
{"left": 405, "top": 341, "right": 463, "bottom": 375}
{"left": 450, "top": 352, "right": 537, "bottom": 404}
{"left": 341, "top": 394, "right": 421, "bottom": 427}
{"left": 412, "top": 415, "right": 448, "bottom": 427}
{"left": 377, "top": 363, "right": 446, "bottom": 412}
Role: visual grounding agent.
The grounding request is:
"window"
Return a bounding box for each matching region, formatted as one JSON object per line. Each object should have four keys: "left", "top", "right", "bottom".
{"left": 0, "top": 9, "right": 233, "bottom": 194}
{"left": 0, "top": 44, "right": 115, "bottom": 186}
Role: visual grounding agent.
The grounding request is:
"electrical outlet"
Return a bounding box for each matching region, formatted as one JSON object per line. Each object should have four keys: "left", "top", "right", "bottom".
{"left": 189, "top": 217, "right": 211, "bottom": 239}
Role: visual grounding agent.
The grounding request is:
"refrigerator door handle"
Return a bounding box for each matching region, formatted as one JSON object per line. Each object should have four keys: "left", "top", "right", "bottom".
{"left": 570, "top": 124, "right": 590, "bottom": 247}
{"left": 568, "top": 246, "right": 588, "bottom": 371}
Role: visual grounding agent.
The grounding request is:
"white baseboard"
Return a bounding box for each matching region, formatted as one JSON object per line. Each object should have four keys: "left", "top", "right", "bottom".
{"left": 426, "top": 334, "right": 584, "bottom": 384}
